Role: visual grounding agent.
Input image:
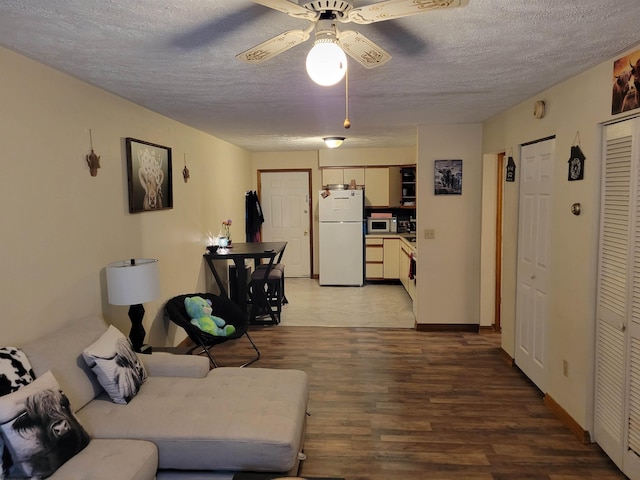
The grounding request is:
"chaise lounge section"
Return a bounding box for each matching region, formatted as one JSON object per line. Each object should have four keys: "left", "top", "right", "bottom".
{"left": 11, "top": 314, "right": 309, "bottom": 479}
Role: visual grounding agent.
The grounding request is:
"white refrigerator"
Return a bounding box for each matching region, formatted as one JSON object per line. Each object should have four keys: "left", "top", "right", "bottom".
{"left": 318, "top": 189, "right": 364, "bottom": 286}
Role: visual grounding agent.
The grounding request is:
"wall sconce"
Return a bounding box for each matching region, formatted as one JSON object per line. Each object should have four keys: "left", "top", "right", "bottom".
{"left": 324, "top": 137, "right": 345, "bottom": 148}
{"left": 86, "top": 129, "right": 101, "bottom": 177}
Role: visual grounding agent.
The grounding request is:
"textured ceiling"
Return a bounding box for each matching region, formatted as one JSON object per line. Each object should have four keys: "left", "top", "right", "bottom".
{"left": 1, "top": 1, "right": 639, "bottom": 151}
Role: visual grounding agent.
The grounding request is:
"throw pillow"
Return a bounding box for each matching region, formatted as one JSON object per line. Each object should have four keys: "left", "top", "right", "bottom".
{"left": 82, "top": 325, "right": 147, "bottom": 404}
{"left": 0, "top": 370, "right": 90, "bottom": 478}
{"left": 0, "top": 346, "right": 36, "bottom": 478}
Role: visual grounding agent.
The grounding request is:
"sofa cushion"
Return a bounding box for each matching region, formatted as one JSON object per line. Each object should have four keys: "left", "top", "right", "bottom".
{"left": 0, "top": 347, "right": 35, "bottom": 395}
{"left": 82, "top": 325, "right": 147, "bottom": 404}
{"left": 0, "top": 346, "right": 36, "bottom": 478}
{"left": 20, "top": 315, "right": 109, "bottom": 411}
{"left": 49, "top": 438, "right": 158, "bottom": 480}
{"left": 0, "top": 371, "right": 90, "bottom": 478}
{"left": 76, "top": 367, "right": 309, "bottom": 472}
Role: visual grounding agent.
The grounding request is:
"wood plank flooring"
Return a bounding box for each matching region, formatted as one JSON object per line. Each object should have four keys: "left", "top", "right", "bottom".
{"left": 207, "top": 327, "right": 626, "bottom": 480}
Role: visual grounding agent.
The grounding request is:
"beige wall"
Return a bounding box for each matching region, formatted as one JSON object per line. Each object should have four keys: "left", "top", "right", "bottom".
{"left": 483, "top": 42, "right": 640, "bottom": 432}
{"left": 1, "top": 46, "right": 252, "bottom": 347}
{"left": 415, "top": 124, "right": 484, "bottom": 325}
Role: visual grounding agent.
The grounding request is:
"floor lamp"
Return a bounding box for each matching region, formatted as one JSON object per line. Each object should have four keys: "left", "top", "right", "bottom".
{"left": 106, "top": 258, "right": 160, "bottom": 353}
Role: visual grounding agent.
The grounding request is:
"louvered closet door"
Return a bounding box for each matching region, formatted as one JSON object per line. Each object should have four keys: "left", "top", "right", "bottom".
{"left": 595, "top": 119, "right": 640, "bottom": 480}
{"left": 626, "top": 120, "right": 640, "bottom": 477}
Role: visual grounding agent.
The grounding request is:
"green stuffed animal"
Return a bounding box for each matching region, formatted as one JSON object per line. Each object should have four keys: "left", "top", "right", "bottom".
{"left": 184, "top": 296, "right": 235, "bottom": 337}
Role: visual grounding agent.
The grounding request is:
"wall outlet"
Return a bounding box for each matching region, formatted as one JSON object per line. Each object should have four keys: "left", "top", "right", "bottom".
{"left": 425, "top": 229, "right": 436, "bottom": 240}
{"left": 563, "top": 359, "right": 569, "bottom": 377}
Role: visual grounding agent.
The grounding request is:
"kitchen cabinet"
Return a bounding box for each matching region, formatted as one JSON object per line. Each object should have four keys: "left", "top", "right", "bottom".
{"left": 400, "top": 241, "right": 415, "bottom": 300}
{"left": 383, "top": 238, "right": 400, "bottom": 279}
{"left": 400, "top": 166, "right": 416, "bottom": 207}
{"left": 322, "top": 168, "right": 364, "bottom": 187}
{"left": 364, "top": 167, "right": 401, "bottom": 207}
{"left": 365, "top": 237, "right": 384, "bottom": 279}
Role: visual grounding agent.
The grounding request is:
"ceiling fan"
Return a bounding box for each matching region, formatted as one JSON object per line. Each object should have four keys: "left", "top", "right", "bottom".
{"left": 236, "top": 0, "right": 469, "bottom": 85}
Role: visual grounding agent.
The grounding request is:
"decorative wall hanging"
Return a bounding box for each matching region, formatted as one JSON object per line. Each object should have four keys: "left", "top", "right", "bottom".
{"left": 434, "top": 159, "right": 462, "bottom": 195}
{"left": 182, "top": 154, "right": 190, "bottom": 183}
{"left": 505, "top": 149, "right": 516, "bottom": 182}
{"left": 568, "top": 132, "right": 585, "bottom": 181}
{"left": 533, "top": 100, "right": 546, "bottom": 119}
{"left": 85, "top": 129, "right": 101, "bottom": 177}
{"left": 611, "top": 48, "right": 640, "bottom": 115}
{"left": 125, "top": 138, "right": 173, "bottom": 213}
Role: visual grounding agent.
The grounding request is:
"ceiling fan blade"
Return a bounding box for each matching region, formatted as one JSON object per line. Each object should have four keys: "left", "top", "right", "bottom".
{"left": 250, "top": 0, "right": 318, "bottom": 21}
{"left": 236, "top": 29, "right": 312, "bottom": 64}
{"left": 338, "top": 30, "right": 391, "bottom": 69}
{"left": 348, "top": 0, "right": 469, "bottom": 24}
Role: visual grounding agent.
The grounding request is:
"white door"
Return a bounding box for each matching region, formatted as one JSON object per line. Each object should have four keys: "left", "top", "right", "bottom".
{"left": 515, "top": 138, "right": 555, "bottom": 392}
{"left": 594, "top": 120, "right": 640, "bottom": 480}
{"left": 260, "top": 171, "right": 311, "bottom": 277}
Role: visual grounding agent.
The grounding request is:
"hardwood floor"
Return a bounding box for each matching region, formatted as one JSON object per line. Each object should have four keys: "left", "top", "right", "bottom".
{"left": 208, "top": 327, "right": 626, "bottom": 480}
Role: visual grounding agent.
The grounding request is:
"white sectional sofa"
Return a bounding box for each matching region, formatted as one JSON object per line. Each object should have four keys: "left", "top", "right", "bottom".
{"left": 11, "top": 315, "right": 309, "bottom": 479}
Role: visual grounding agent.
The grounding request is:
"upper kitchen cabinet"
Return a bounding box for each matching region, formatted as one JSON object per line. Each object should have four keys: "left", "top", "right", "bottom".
{"left": 400, "top": 166, "right": 416, "bottom": 207}
{"left": 322, "top": 168, "right": 365, "bottom": 187}
{"left": 365, "top": 167, "right": 401, "bottom": 207}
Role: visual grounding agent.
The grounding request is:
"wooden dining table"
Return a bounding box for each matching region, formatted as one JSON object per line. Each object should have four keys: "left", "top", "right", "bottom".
{"left": 203, "top": 241, "right": 287, "bottom": 322}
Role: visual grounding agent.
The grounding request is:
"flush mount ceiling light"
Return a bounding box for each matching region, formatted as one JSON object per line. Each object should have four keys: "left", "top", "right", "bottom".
{"left": 323, "top": 136, "right": 345, "bottom": 148}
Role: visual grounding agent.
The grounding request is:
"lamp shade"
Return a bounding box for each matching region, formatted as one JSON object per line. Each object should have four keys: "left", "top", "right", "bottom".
{"left": 306, "top": 40, "right": 347, "bottom": 87}
{"left": 106, "top": 258, "right": 160, "bottom": 306}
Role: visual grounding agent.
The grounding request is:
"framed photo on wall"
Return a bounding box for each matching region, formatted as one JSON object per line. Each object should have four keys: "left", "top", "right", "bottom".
{"left": 612, "top": 48, "right": 640, "bottom": 115}
{"left": 434, "top": 159, "right": 462, "bottom": 195}
{"left": 125, "top": 138, "right": 173, "bottom": 213}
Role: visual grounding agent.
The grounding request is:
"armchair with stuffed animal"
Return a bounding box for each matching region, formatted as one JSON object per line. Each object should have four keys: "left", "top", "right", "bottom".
{"left": 184, "top": 295, "right": 235, "bottom": 337}
{"left": 165, "top": 293, "right": 259, "bottom": 368}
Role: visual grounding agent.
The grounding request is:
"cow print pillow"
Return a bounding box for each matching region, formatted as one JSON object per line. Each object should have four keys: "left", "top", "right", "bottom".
{"left": 0, "top": 347, "right": 35, "bottom": 398}
{"left": 0, "top": 346, "right": 36, "bottom": 478}
{"left": 0, "top": 370, "right": 90, "bottom": 478}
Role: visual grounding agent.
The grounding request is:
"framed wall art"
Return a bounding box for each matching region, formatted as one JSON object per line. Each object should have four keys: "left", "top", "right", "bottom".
{"left": 125, "top": 137, "right": 173, "bottom": 213}
{"left": 612, "top": 48, "right": 640, "bottom": 115}
{"left": 434, "top": 159, "right": 462, "bottom": 195}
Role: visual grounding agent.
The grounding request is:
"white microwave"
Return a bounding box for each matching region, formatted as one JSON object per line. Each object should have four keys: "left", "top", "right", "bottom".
{"left": 367, "top": 217, "right": 397, "bottom": 233}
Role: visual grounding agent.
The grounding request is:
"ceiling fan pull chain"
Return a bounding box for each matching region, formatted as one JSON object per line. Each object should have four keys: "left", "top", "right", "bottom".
{"left": 344, "top": 68, "right": 351, "bottom": 129}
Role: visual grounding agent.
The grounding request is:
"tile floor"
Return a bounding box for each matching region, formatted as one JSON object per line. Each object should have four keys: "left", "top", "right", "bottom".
{"left": 278, "top": 277, "right": 415, "bottom": 328}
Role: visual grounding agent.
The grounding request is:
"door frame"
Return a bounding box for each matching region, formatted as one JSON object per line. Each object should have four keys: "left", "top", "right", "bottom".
{"left": 258, "top": 168, "right": 314, "bottom": 278}
{"left": 495, "top": 152, "right": 505, "bottom": 331}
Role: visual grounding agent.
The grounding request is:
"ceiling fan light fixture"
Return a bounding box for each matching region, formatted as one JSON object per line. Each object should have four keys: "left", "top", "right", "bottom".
{"left": 323, "top": 136, "right": 345, "bottom": 148}
{"left": 306, "top": 39, "right": 347, "bottom": 86}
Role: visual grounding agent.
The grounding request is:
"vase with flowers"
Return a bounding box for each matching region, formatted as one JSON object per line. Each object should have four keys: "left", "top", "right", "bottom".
{"left": 221, "top": 219, "right": 232, "bottom": 246}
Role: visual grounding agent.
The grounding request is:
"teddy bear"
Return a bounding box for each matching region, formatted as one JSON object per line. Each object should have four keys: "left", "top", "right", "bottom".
{"left": 184, "top": 296, "right": 235, "bottom": 337}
